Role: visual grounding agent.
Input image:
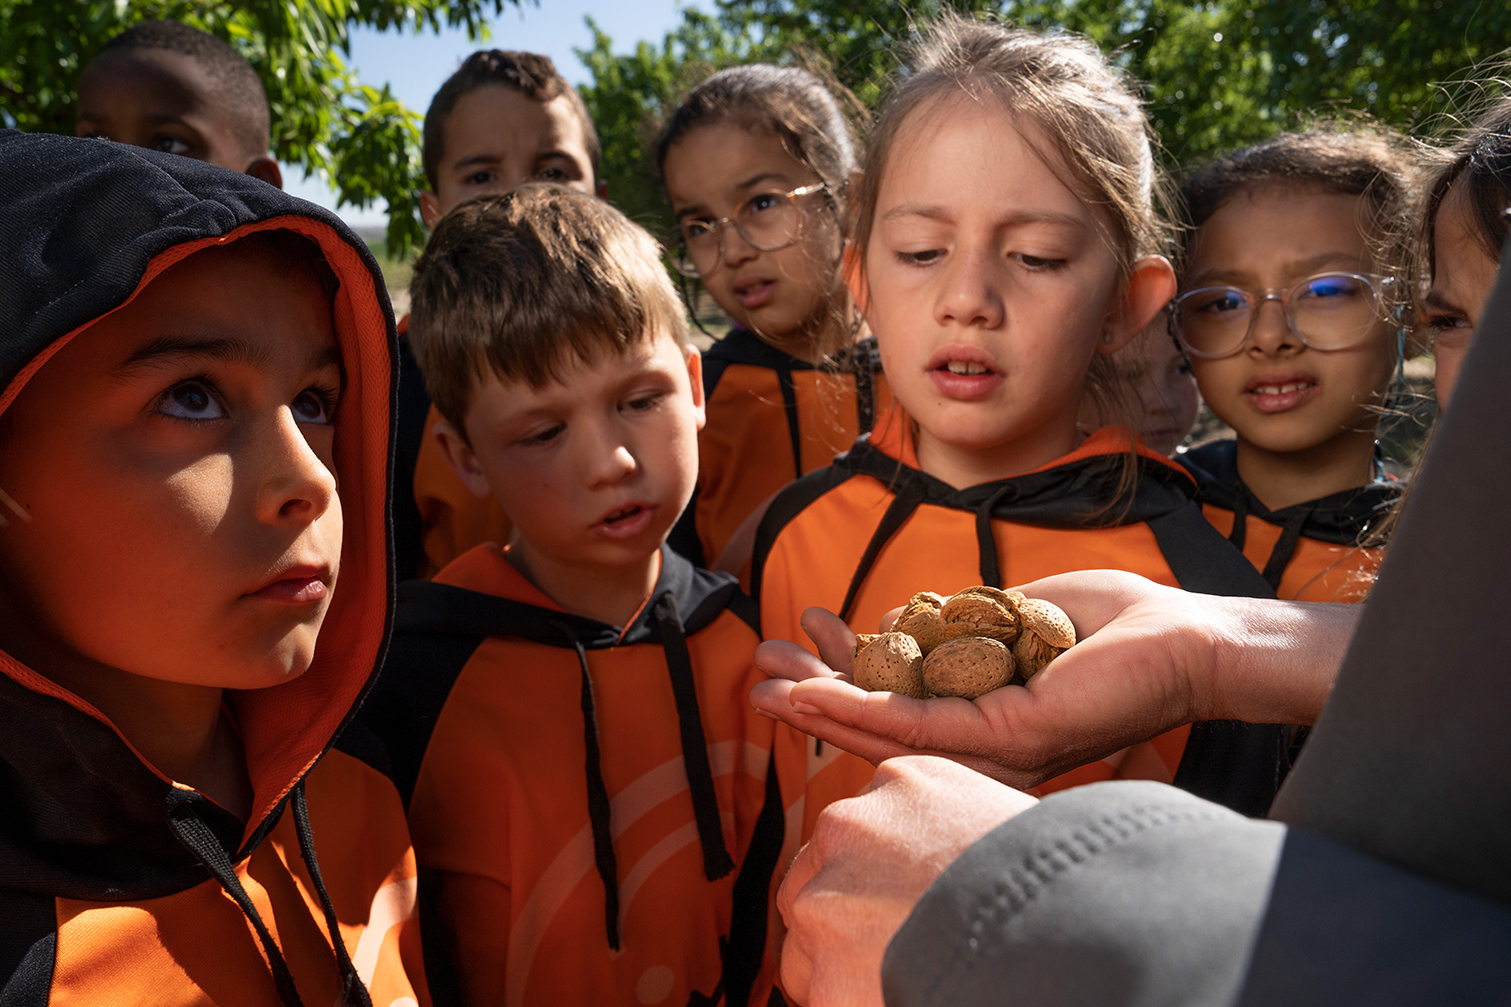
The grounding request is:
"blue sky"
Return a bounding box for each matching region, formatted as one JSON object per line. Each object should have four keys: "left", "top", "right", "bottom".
{"left": 285, "top": 0, "right": 710, "bottom": 225}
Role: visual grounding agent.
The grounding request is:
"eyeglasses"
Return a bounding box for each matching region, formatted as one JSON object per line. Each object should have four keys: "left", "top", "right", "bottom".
{"left": 668, "top": 183, "right": 828, "bottom": 278}
{"left": 1169, "top": 271, "right": 1399, "bottom": 359}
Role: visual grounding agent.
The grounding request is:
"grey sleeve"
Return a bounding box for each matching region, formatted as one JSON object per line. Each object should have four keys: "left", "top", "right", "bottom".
{"left": 881, "top": 781, "right": 1284, "bottom": 1007}
{"left": 882, "top": 780, "right": 1511, "bottom": 1007}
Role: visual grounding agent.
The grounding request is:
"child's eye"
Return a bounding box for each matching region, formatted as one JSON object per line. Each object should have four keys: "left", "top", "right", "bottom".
{"left": 153, "top": 135, "right": 192, "bottom": 156}
{"left": 291, "top": 388, "right": 336, "bottom": 425}
{"left": 538, "top": 166, "right": 567, "bottom": 181}
{"left": 521, "top": 423, "right": 565, "bottom": 446}
{"left": 746, "top": 192, "right": 783, "bottom": 215}
{"left": 1013, "top": 253, "right": 1066, "bottom": 270}
{"left": 624, "top": 392, "right": 665, "bottom": 413}
{"left": 896, "top": 249, "right": 945, "bottom": 266}
{"left": 157, "top": 380, "right": 226, "bottom": 421}
{"left": 463, "top": 170, "right": 495, "bottom": 186}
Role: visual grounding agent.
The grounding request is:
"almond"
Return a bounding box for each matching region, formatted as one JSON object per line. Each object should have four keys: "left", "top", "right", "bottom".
{"left": 852, "top": 632, "right": 927, "bottom": 698}
{"left": 1012, "top": 598, "right": 1076, "bottom": 679}
{"left": 921, "top": 636, "right": 1015, "bottom": 700}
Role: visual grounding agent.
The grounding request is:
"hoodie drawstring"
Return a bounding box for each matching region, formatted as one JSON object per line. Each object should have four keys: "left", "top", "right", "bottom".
{"left": 774, "top": 363, "right": 804, "bottom": 481}
{"left": 169, "top": 802, "right": 308, "bottom": 1007}
{"left": 1260, "top": 504, "right": 1316, "bottom": 592}
{"left": 291, "top": 782, "right": 374, "bottom": 1007}
{"left": 169, "top": 783, "right": 377, "bottom": 1007}
{"left": 559, "top": 626, "right": 622, "bottom": 951}
{"left": 974, "top": 485, "right": 1018, "bottom": 588}
{"left": 838, "top": 477, "right": 928, "bottom": 623}
{"left": 653, "top": 594, "right": 737, "bottom": 883}
{"left": 1228, "top": 490, "right": 1251, "bottom": 551}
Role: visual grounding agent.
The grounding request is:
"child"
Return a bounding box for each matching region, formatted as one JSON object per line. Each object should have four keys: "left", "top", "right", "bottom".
{"left": 1079, "top": 314, "right": 1200, "bottom": 456}
{"left": 361, "top": 186, "right": 795, "bottom": 1007}
{"left": 752, "top": 14, "right": 1294, "bottom": 837}
{"left": 75, "top": 19, "right": 282, "bottom": 187}
{"left": 658, "top": 65, "right": 890, "bottom": 572}
{"left": 1173, "top": 130, "right": 1415, "bottom": 601}
{"left": 0, "top": 132, "right": 424, "bottom": 1005}
{"left": 406, "top": 50, "right": 607, "bottom": 578}
{"left": 1416, "top": 97, "right": 1511, "bottom": 407}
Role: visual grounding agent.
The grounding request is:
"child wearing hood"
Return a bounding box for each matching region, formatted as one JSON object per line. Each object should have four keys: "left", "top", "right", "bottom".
{"left": 0, "top": 131, "right": 427, "bottom": 1007}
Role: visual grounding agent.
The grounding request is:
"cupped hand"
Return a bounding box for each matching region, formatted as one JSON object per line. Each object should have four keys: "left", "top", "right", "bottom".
{"left": 776, "top": 756, "right": 1038, "bottom": 1007}
{"left": 751, "top": 571, "right": 1348, "bottom": 789}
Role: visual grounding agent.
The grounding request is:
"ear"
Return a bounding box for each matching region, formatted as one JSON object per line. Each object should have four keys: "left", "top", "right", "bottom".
{"left": 684, "top": 344, "right": 707, "bottom": 432}
{"left": 420, "top": 190, "right": 443, "bottom": 230}
{"left": 596, "top": 178, "right": 610, "bottom": 200}
{"left": 432, "top": 419, "right": 494, "bottom": 500}
{"left": 1098, "top": 254, "right": 1177, "bottom": 355}
{"left": 244, "top": 157, "right": 283, "bottom": 189}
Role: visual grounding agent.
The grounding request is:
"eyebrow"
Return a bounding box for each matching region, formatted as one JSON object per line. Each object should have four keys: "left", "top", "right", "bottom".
{"left": 1189, "top": 251, "right": 1364, "bottom": 287}
{"left": 118, "top": 335, "right": 341, "bottom": 375}
{"left": 881, "top": 204, "right": 1088, "bottom": 230}
{"left": 452, "top": 153, "right": 503, "bottom": 170}
{"left": 1423, "top": 289, "right": 1462, "bottom": 311}
{"left": 734, "top": 170, "right": 791, "bottom": 192}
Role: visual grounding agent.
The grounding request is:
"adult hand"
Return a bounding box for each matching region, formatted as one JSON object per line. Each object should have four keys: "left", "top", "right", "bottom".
{"left": 777, "top": 756, "right": 1038, "bottom": 1007}
{"left": 751, "top": 571, "right": 1354, "bottom": 789}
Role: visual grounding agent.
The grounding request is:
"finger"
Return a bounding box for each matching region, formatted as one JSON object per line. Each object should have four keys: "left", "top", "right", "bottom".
{"left": 755, "top": 638, "right": 845, "bottom": 683}
{"left": 878, "top": 605, "right": 904, "bottom": 633}
{"left": 800, "top": 607, "right": 857, "bottom": 675}
{"left": 787, "top": 677, "right": 1012, "bottom": 756}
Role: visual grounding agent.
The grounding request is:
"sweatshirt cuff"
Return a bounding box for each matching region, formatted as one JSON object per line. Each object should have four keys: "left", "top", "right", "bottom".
{"left": 881, "top": 780, "right": 1285, "bottom": 1007}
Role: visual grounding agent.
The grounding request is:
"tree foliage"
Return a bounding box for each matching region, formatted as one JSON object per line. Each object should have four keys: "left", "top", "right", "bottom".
{"left": 0, "top": 0, "right": 516, "bottom": 254}
{"left": 579, "top": 0, "right": 1511, "bottom": 239}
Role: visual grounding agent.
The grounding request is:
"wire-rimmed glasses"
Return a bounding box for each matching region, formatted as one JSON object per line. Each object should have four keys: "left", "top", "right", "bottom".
{"left": 1170, "top": 271, "right": 1399, "bottom": 359}
{"left": 668, "top": 183, "right": 828, "bottom": 278}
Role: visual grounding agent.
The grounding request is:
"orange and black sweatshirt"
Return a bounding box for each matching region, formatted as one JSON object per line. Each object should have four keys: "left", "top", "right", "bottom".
{"left": 667, "top": 327, "right": 891, "bottom": 571}
{"left": 753, "top": 407, "right": 1298, "bottom": 830}
{"left": 0, "top": 133, "right": 428, "bottom": 1006}
{"left": 362, "top": 544, "right": 798, "bottom": 1007}
{"left": 1178, "top": 439, "right": 1398, "bottom": 602}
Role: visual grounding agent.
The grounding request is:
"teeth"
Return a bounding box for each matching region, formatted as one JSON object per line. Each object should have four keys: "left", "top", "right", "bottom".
{"left": 1254, "top": 382, "right": 1313, "bottom": 395}
{"left": 945, "top": 361, "right": 989, "bottom": 375}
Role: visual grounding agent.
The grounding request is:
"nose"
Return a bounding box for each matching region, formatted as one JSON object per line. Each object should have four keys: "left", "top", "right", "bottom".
{"left": 580, "top": 416, "right": 640, "bottom": 489}
{"left": 1248, "top": 294, "right": 1302, "bottom": 356}
{"left": 721, "top": 223, "right": 759, "bottom": 269}
{"left": 253, "top": 407, "right": 338, "bottom": 527}
{"left": 934, "top": 246, "right": 1005, "bottom": 330}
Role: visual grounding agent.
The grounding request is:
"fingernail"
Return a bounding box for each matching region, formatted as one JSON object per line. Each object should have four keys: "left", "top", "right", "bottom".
{"left": 792, "top": 702, "right": 822, "bottom": 715}
{"left": 755, "top": 708, "right": 778, "bottom": 719}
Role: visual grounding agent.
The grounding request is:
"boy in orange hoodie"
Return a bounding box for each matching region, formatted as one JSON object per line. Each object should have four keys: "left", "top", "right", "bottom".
{"left": 0, "top": 131, "right": 426, "bottom": 1007}
{"left": 362, "top": 185, "right": 797, "bottom": 1007}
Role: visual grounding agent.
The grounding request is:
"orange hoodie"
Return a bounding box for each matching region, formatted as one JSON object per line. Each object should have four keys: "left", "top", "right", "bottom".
{"left": 0, "top": 133, "right": 427, "bottom": 1007}
{"left": 754, "top": 407, "right": 1298, "bottom": 836}
{"left": 363, "top": 545, "right": 802, "bottom": 1007}
{"left": 667, "top": 328, "right": 892, "bottom": 573}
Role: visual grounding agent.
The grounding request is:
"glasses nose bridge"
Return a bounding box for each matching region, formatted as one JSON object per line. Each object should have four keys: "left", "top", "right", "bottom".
{"left": 1245, "top": 287, "right": 1298, "bottom": 347}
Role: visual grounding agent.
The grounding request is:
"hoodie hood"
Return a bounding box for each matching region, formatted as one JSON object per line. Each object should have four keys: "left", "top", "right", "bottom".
{"left": 0, "top": 131, "right": 396, "bottom": 894}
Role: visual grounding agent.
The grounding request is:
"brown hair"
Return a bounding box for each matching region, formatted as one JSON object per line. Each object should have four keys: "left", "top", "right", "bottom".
{"left": 1418, "top": 96, "right": 1511, "bottom": 287}
{"left": 1178, "top": 125, "right": 1419, "bottom": 281}
{"left": 407, "top": 184, "right": 688, "bottom": 436}
{"left": 853, "top": 12, "right": 1170, "bottom": 505}
{"left": 422, "top": 50, "right": 601, "bottom": 191}
{"left": 656, "top": 63, "right": 861, "bottom": 358}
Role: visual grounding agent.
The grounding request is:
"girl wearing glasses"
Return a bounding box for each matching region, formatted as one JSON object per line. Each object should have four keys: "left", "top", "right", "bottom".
{"left": 753, "top": 14, "right": 1309, "bottom": 845}
{"left": 1173, "top": 129, "right": 1417, "bottom": 602}
{"left": 657, "top": 65, "right": 885, "bottom": 577}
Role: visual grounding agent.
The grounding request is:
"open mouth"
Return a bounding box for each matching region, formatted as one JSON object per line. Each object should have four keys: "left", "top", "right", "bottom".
{"left": 732, "top": 277, "right": 777, "bottom": 309}
{"left": 928, "top": 352, "right": 1004, "bottom": 400}
{"left": 595, "top": 502, "right": 656, "bottom": 539}
{"left": 1242, "top": 373, "right": 1320, "bottom": 414}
